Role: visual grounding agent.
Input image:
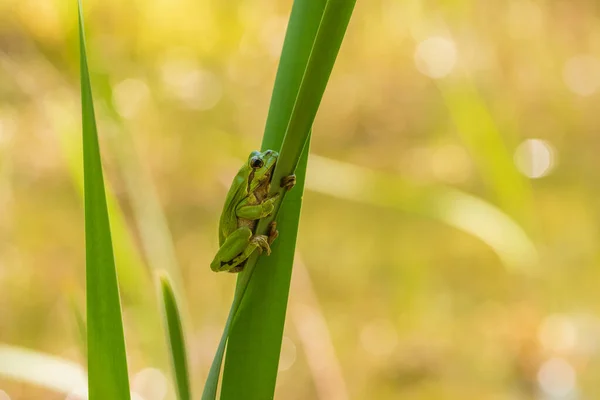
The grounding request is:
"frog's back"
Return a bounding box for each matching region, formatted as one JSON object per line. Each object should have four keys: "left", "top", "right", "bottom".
{"left": 218, "top": 171, "right": 247, "bottom": 245}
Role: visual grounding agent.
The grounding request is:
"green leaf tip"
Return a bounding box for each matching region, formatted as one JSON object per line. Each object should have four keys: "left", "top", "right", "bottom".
{"left": 158, "top": 271, "right": 192, "bottom": 400}
{"left": 79, "top": 0, "right": 131, "bottom": 399}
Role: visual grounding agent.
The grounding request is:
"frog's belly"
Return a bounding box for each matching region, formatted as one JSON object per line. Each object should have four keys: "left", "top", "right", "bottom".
{"left": 237, "top": 218, "right": 257, "bottom": 232}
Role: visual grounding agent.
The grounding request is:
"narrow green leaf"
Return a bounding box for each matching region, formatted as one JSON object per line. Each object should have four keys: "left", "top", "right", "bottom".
{"left": 158, "top": 272, "right": 192, "bottom": 400}
{"left": 220, "top": 140, "right": 311, "bottom": 399}
{"left": 0, "top": 344, "right": 86, "bottom": 395}
{"left": 201, "top": 258, "right": 257, "bottom": 400}
{"left": 201, "top": 0, "right": 329, "bottom": 396}
{"left": 55, "top": 116, "right": 151, "bottom": 307}
{"left": 220, "top": 1, "right": 356, "bottom": 399}
{"left": 54, "top": 102, "right": 168, "bottom": 368}
{"left": 78, "top": 1, "right": 131, "bottom": 399}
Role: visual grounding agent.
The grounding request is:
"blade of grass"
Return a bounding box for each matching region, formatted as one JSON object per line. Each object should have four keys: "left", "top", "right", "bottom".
{"left": 1, "top": 48, "right": 153, "bottom": 308}
{"left": 3, "top": 39, "right": 167, "bottom": 369}
{"left": 44, "top": 88, "right": 168, "bottom": 369}
{"left": 201, "top": 0, "right": 330, "bottom": 396}
{"left": 221, "top": 1, "right": 356, "bottom": 399}
{"left": 79, "top": 2, "right": 131, "bottom": 399}
{"left": 0, "top": 344, "right": 87, "bottom": 395}
{"left": 202, "top": 1, "right": 329, "bottom": 397}
{"left": 158, "top": 272, "right": 192, "bottom": 400}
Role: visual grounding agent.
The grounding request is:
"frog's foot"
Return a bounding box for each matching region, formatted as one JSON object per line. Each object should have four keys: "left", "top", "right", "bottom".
{"left": 251, "top": 234, "right": 271, "bottom": 256}
{"left": 227, "top": 262, "right": 246, "bottom": 273}
{"left": 281, "top": 174, "right": 296, "bottom": 191}
{"left": 267, "top": 221, "right": 279, "bottom": 245}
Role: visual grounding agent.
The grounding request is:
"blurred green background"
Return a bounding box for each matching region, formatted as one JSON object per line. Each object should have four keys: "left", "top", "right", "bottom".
{"left": 2, "top": 0, "right": 600, "bottom": 399}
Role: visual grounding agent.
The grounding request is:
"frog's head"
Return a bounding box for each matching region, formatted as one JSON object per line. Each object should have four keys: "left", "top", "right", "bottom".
{"left": 247, "top": 149, "right": 278, "bottom": 191}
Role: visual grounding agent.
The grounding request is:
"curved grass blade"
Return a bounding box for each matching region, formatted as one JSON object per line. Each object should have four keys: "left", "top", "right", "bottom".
{"left": 404, "top": 11, "right": 534, "bottom": 229}
{"left": 220, "top": 1, "right": 356, "bottom": 399}
{"left": 0, "top": 344, "right": 86, "bottom": 395}
{"left": 78, "top": 2, "right": 131, "bottom": 399}
{"left": 158, "top": 272, "right": 191, "bottom": 400}
{"left": 306, "top": 155, "right": 538, "bottom": 273}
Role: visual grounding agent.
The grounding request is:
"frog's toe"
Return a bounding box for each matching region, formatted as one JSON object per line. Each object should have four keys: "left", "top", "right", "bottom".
{"left": 251, "top": 234, "right": 271, "bottom": 256}
{"left": 281, "top": 174, "right": 296, "bottom": 191}
{"left": 227, "top": 262, "right": 246, "bottom": 273}
{"left": 267, "top": 221, "right": 279, "bottom": 245}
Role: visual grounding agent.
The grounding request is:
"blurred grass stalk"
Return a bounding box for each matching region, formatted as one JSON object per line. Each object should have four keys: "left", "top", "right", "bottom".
{"left": 0, "top": 344, "right": 86, "bottom": 395}
{"left": 407, "top": 7, "right": 534, "bottom": 230}
{"left": 79, "top": 1, "right": 131, "bottom": 399}
{"left": 289, "top": 257, "right": 349, "bottom": 400}
{"left": 306, "top": 155, "right": 538, "bottom": 272}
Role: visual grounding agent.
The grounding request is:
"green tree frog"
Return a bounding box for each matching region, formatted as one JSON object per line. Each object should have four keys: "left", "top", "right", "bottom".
{"left": 210, "top": 150, "right": 295, "bottom": 273}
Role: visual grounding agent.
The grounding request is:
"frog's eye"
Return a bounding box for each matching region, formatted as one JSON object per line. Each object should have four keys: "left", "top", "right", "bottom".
{"left": 250, "top": 157, "right": 264, "bottom": 169}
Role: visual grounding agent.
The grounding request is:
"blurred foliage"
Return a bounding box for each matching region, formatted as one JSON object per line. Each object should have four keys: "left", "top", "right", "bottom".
{"left": 2, "top": 0, "right": 600, "bottom": 399}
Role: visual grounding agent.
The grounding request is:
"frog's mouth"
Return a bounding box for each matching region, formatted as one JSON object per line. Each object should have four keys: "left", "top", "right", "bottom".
{"left": 246, "top": 161, "right": 277, "bottom": 193}
{"left": 257, "top": 162, "right": 277, "bottom": 188}
{"left": 265, "top": 161, "right": 276, "bottom": 179}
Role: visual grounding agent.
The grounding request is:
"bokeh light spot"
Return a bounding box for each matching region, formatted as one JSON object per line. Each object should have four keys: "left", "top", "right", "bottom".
{"left": 507, "top": 0, "right": 543, "bottom": 39}
{"left": 563, "top": 55, "right": 600, "bottom": 96}
{"left": 132, "top": 368, "right": 168, "bottom": 400}
{"left": 160, "top": 59, "right": 222, "bottom": 110}
{"left": 431, "top": 144, "right": 471, "bottom": 184}
{"left": 514, "top": 139, "right": 556, "bottom": 179}
{"left": 414, "top": 36, "right": 457, "bottom": 79}
{"left": 260, "top": 17, "right": 288, "bottom": 59}
{"left": 360, "top": 319, "right": 398, "bottom": 358}
{"left": 539, "top": 314, "right": 577, "bottom": 354}
{"left": 537, "top": 357, "right": 577, "bottom": 398}
{"left": 113, "top": 79, "right": 150, "bottom": 119}
{"left": 278, "top": 336, "right": 297, "bottom": 371}
{"left": 0, "top": 114, "right": 16, "bottom": 146}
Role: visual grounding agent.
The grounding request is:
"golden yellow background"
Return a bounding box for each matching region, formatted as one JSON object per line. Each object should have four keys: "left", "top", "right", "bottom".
{"left": 1, "top": 0, "right": 600, "bottom": 399}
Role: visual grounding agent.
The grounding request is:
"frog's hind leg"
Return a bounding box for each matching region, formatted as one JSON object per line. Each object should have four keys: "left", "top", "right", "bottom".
{"left": 210, "top": 227, "right": 252, "bottom": 272}
{"left": 224, "top": 234, "right": 271, "bottom": 273}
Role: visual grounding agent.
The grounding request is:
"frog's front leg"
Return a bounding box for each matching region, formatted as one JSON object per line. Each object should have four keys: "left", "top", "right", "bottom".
{"left": 281, "top": 174, "right": 296, "bottom": 191}
{"left": 236, "top": 193, "right": 280, "bottom": 220}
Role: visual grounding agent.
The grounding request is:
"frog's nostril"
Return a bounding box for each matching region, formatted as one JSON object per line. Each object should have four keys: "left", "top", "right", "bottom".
{"left": 265, "top": 150, "right": 272, "bottom": 155}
